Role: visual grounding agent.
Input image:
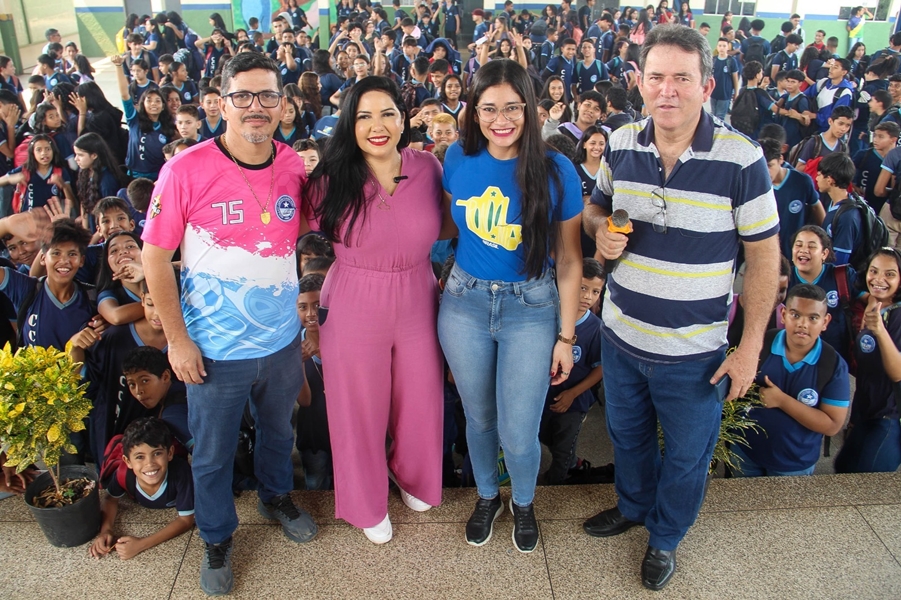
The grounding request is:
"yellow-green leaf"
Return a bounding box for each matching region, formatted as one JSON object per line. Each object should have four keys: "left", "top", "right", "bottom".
{"left": 46, "top": 424, "right": 60, "bottom": 442}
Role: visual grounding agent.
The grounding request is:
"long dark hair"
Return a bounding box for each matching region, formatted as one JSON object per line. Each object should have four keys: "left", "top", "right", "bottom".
{"left": 74, "top": 132, "right": 125, "bottom": 216}
{"left": 136, "top": 88, "right": 174, "bottom": 136}
{"left": 312, "top": 49, "right": 337, "bottom": 76}
{"left": 864, "top": 247, "right": 901, "bottom": 302}
{"left": 539, "top": 75, "right": 572, "bottom": 122}
{"left": 77, "top": 81, "right": 117, "bottom": 113}
{"left": 299, "top": 72, "right": 323, "bottom": 118}
{"left": 33, "top": 103, "right": 61, "bottom": 134}
{"left": 97, "top": 230, "right": 142, "bottom": 292}
{"left": 461, "top": 59, "right": 562, "bottom": 279}
{"left": 306, "top": 76, "right": 411, "bottom": 246}
{"left": 439, "top": 74, "right": 463, "bottom": 104}
{"left": 24, "top": 134, "right": 64, "bottom": 173}
{"left": 574, "top": 125, "right": 608, "bottom": 164}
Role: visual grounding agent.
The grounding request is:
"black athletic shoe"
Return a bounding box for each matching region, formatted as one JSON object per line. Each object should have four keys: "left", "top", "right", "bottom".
{"left": 509, "top": 499, "right": 539, "bottom": 553}
{"left": 465, "top": 495, "right": 504, "bottom": 546}
{"left": 641, "top": 546, "right": 677, "bottom": 591}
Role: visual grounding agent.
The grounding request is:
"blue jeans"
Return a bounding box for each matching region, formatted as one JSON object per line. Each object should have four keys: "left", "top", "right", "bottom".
{"left": 711, "top": 99, "right": 731, "bottom": 121}
{"left": 188, "top": 333, "right": 303, "bottom": 544}
{"left": 834, "top": 418, "right": 901, "bottom": 473}
{"left": 438, "top": 264, "right": 559, "bottom": 506}
{"left": 602, "top": 341, "right": 724, "bottom": 551}
{"left": 731, "top": 443, "right": 816, "bottom": 477}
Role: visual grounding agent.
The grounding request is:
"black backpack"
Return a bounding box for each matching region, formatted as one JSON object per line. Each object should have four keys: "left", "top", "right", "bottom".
{"left": 833, "top": 194, "right": 890, "bottom": 272}
{"left": 744, "top": 37, "right": 767, "bottom": 67}
{"left": 730, "top": 87, "right": 764, "bottom": 137}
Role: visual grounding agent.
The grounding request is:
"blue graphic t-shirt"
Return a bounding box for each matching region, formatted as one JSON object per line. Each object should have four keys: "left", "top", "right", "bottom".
{"left": 443, "top": 142, "right": 583, "bottom": 282}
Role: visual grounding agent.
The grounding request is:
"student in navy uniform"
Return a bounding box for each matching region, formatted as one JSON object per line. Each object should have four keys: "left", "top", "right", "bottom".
{"left": 543, "top": 38, "right": 578, "bottom": 103}
{"left": 0, "top": 218, "right": 95, "bottom": 350}
{"left": 277, "top": 42, "right": 304, "bottom": 87}
{"left": 573, "top": 126, "right": 608, "bottom": 257}
{"left": 734, "top": 284, "right": 850, "bottom": 477}
{"left": 199, "top": 88, "right": 226, "bottom": 139}
{"left": 739, "top": 61, "right": 777, "bottom": 140}
{"left": 127, "top": 59, "right": 159, "bottom": 105}
{"left": 760, "top": 138, "right": 824, "bottom": 260}
{"left": 122, "top": 346, "right": 192, "bottom": 451}
{"left": 572, "top": 38, "right": 610, "bottom": 97}
{"left": 794, "top": 106, "right": 853, "bottom": 169}
{"left": 768, "top": 34, "right": 802, "bottom": 80}
{"left": 37, "top": 54, "right": 71, "bottom": 89}
{"left": 295, "top": 273, "right": 333, "bottom": 490}
{"left": 542, "top": 90, "right": 605, "bottom": 143}
{"left": 274, "top": 100, "right": 304, "bottom": 147}
{"left": 112, "top": 54, "right": 174, "bottom": 180}
{"left": 853, "top": 121, "right": 899, "bottom": 216}
{"left": 539, "top": 258, "right": 604, "bottom": 484}
{"left": 710, "top": 38, "right": 741, "bottom": 121}
{"left": 775, "top": 69, "right": 811, "bottom": 151}
{"left": 441, "top": 0, "right": 461, "bottom": 47}
{"left": 69, "top": 277, "right": 172, "bottom": 468}
{"left": 90, "top": 418, "right": 194, "bottom": 560}
{"left": 73, "top": 133, "right": 126, "bottom": 231}
{"left": 835, "top": 248, "right": 901, "bottom": 473}
{"left": 196, "top": 28, "right": 233, "bottom": 78}
{"left": 0, "top": 135, "right": 74, "bottom": 213}
{"left": 790, "top": 225, "right": 858, "bottom": 363}
{"left": 168, "top": 61, "right": 199, "bottom": 105}
{"left": 96, "top": 230, "right": 145, "bottom": 326}
{"left": 818, "top": 153, "right": 863, "bottom": 265}
{"left": 121, "top": 177, "right": 153, "bottom": 238}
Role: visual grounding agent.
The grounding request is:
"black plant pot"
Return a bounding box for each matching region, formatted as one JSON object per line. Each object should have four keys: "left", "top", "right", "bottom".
{"left": 24, "top": 465, "right": 101, "bottom": 547}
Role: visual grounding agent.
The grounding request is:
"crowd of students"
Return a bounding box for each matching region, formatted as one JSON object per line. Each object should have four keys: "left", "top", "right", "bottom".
{"left": 0, "top": 1, "right": 898, "bottom": 595}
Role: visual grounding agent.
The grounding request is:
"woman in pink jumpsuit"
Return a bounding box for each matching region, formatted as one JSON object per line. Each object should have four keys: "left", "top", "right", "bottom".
{"left": 304, "top": 76, "right": 444, "bottom": 543}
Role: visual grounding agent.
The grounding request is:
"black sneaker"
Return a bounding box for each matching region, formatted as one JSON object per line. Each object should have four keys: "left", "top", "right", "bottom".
{"left": 259, "top": 493, "right": 318, "bottom": 543}
{"left": 509, "top": 499, "right": 539, "bottom": 553}
{"left": 200, "top": 537, "right": 234, "bottom": 596}
{"left": 465, "top": 495, "right": 504, "bottom": 546}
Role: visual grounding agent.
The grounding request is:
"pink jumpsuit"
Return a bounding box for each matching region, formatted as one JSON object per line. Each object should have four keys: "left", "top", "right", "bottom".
{"left": 315, "top": 147, "right": 445, "bottom": 528}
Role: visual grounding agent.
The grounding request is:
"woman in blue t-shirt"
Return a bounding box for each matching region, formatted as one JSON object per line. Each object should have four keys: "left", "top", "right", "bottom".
{"left": 438, "top": 59, "right": 583, "bottom": 554}
{"left": 111, "top": 54, "right": 174, "bottom": 180}
{"left": 835, "top": 248, "right": 901, "bottom": 473}
{"left": 790, "top": 225, "right": 857, "bottom": 362}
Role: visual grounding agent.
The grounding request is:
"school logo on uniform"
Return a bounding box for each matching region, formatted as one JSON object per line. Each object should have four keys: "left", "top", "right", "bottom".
{"left": 797, "top": 388, "right": 819, "bottom": 407}
{"left": 860, "top": 334, "right": 877, "bottom": 353}
{"left": 590, "top": 74, "right": 597, "bottom": 83}
{"left": 456, "top": 186, "right": 522, "bottom": 251}
{"left": 572, "top": 345, "right": 583, "bottom": 363}
{"left": 158, "top": 133, "right": 167, "bottom": 144}
{"left": 826, "top": 290, "right": 839, "bottom": 308}
{"left": 275, "top": 195, "right": 296, "bottom": 222}
{"left": 149, "top": 194, "right": 162, "bottom": 219}
{"left": 789, "top": 199, "right": 803, "bottom": 214}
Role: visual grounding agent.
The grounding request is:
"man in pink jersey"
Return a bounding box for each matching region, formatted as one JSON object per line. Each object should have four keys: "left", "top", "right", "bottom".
{"left": 142, "top": 52, "right": 316, "bottom": 597}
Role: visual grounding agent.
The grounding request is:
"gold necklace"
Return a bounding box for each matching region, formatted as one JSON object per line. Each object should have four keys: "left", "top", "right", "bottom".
{"left": 222, "top": 136, "right": 276, "bottom": 225}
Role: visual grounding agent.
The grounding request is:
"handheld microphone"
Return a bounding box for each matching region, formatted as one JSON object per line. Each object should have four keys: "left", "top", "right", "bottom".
{"left": 605, "top": 209, "right": 632, "bottom": 273}
{"left": 393, "top": 175, "right": 409, "bottom": 183}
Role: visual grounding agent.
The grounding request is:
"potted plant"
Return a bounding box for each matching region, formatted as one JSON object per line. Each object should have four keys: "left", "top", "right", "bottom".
{"left": 0, "top": 342, "right": 99, "bottom": 547}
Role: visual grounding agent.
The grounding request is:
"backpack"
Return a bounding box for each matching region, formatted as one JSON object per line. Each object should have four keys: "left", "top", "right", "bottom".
{"left": 576, "top": 60, "right": 604, "bottom": 86}
{"left": 744, "top": 37, "right": 767, "bottom": 66}
{"left": 730, "top": 87, "right": 764, "bottom": 137}
{"left": 787, "top": 134, "right": 849, "bottom": 174}
{"left": 833, "top": 194, "right": 889, "bottom": 272}
{"left": 762, "top": 52, "right": 778, "bottom": 76}
{"left": 758, "top": 328, "right": 839, "bottom": 396}
{"left": 99, "top": 434, "right": 129, "bottom": 492}
{"left": 770, "top": 34, "right": 786, "bottom": 56}
{"left": 115, "top": 27, "right": 127, "bottom": 54}
{"left": 13, "top": 134, "right": 32, "bottom": 168}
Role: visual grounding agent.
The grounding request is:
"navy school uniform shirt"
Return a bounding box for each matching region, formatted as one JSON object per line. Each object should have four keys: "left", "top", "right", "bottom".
{"left": 200, "top": 115, "right": 226, "bottom": 140}
{"left": 576, "top": 162, "right": 601, "bottom": 257}
{"left": 203, "top": 45, "right": 228, "bottom": 78}
{"left": 279, "top": 59, "right": 304, "bottom": 86}
{"left": 172, "top": 80, "right": 199, "bottom": 105}
{"left": 771, "top": 50, "right": 799, "bottom": 73}
{"left": 711, "top": 56, "right": 741, "bottom": 102}
{"left": 853, "top": 305, "right": 901, "bottom": 422}
{"left": 773, "top": 163, "right": 820, "bottom": 260}
{"left": 741, "top": 330, "right": 850, "bottom": 472}
{"left": 443, "top": 143, "right": 583, "bottom": 282}
{"left": 545, "top": 309, "right": 603, "bottom": 414}
{"left": 296, "top": 329, "right": 330, "bottom": 453}
{"left": 796, "top": 134, "right": 841, "bottom": 165}
{"left": 573, "top": 60, "right": 609, "bottom": 95}
{"left": 274, "top": 126, "right": 304, "bottom": 147}
{"left": 107, "top": 454, "right": 194, "bottom": 516}
{"left": 130, "top": 80, "right": 159, "bottom": 105}
{"left": 75, "top": 243, "right": 104, "bottom": 286}
{"left": 123, "top": 98, "right": 169, "bottom": 178}
{"left": 790, "top": 264, "right": 859, "bottom": 361}
{"left": 853, "top": 147, "right": 888, "bottom": 215}
{"left": 98, "top": 284, "right": 141, "bottom": 310}
{"left": 745, "top": 87, "right": 776, "bottom": 139}
{"left": 7, "top": 166, "right": 70, "bottom": 212}
{"left": 779, "top": 92, "right": 811, "bottom": 150}
{"left": 157, "top": 387, "right": 192, "bottom": 450}
{"left": 0, "top": 268, "right": 94, "bottom": 349}
{"left": 822, "top": 198, "right": 864, "bottom": 265}
{"left": 544, "top": 56, "right": 576, "bottom": 102}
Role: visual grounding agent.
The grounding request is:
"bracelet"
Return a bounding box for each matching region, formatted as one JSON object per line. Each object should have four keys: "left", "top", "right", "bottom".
{"left": 557, "top": 333, "right": 577, "bottom": 345}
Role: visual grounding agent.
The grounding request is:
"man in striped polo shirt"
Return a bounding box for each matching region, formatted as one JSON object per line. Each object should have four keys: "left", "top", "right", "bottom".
{"left": 583, "top": 25, "right": 781, "bottom": 591}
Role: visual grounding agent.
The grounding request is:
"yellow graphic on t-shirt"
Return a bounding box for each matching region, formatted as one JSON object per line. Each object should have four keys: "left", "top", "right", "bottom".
{"left": 456, "top": 186, "right": 522, "bottom": 251}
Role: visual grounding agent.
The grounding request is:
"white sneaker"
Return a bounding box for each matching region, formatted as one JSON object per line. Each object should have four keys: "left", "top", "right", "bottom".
{"left": 363, "top": 514, "right": 393, "bottom": 544}
{"left": 388, "top": 472, "right": 432, "bottom": 512}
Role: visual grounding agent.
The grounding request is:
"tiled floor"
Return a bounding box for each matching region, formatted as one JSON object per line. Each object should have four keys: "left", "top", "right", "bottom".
{"left": 2, "top": 472, "right": 900, "bottom": 599}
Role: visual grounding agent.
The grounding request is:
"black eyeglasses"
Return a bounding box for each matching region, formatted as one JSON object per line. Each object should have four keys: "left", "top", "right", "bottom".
{"left": 223, "top": 91, "right": 283, "bottom": 108}
{"left": 650, "top": 187, "right": 667, "bottom": 234}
